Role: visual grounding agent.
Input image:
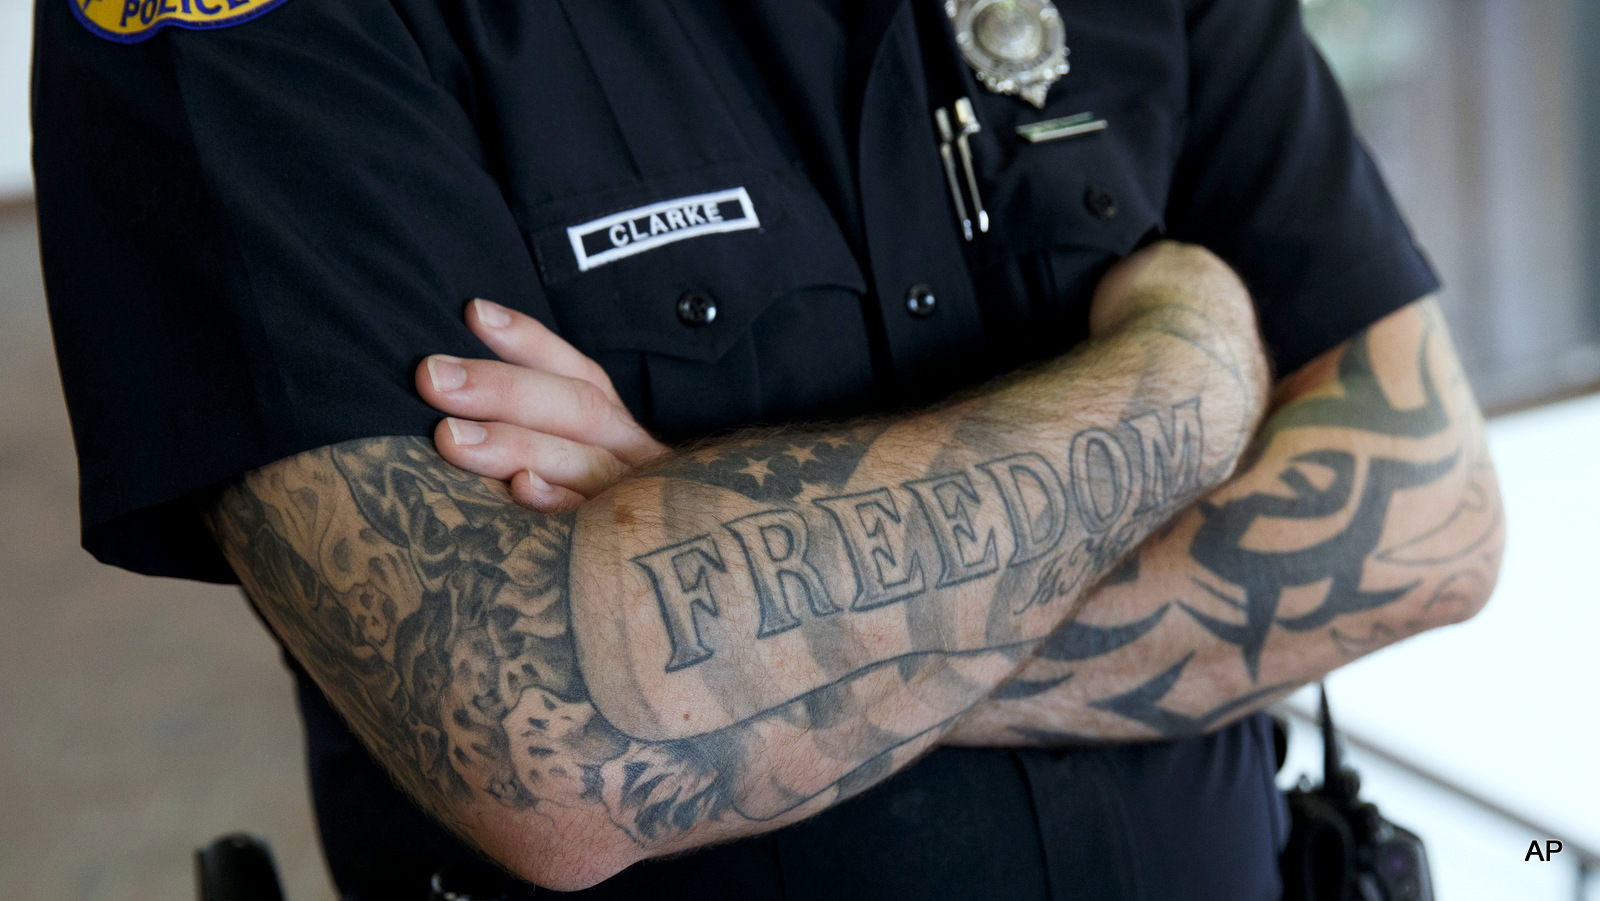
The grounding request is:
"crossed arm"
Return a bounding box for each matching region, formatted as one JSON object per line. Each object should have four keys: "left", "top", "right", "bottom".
{"left": 205, "top": 244, "right": 1270, "bottom": 888}
{"left": 204, "top": 244, "right": 1499, "bottom": 890}
{"left": 410, "top": 247, "right": 1502, "bottom": 750}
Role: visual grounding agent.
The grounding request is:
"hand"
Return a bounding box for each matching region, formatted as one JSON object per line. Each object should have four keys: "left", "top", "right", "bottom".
{"left": 415, "top": 300, "right": 669, "bottom": 512}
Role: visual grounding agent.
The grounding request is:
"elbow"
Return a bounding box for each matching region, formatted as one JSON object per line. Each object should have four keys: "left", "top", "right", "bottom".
{"left": 470, "top": 812, "right": 641, "bottom": 893}
{"left": 1428, "top": 560, "right": 1499, "bottom": 630}
{"left": 1460, "top": 469, "right": 1506, "bottom": 623}
{"left": 1455, "top": 537, "right": 1503, "bottom": 625}
{"left": 512, "top": 852, "right": 636, "bottom": 894}
{"left": 1414, "top": 474, "right": 1506, "bottom": 629}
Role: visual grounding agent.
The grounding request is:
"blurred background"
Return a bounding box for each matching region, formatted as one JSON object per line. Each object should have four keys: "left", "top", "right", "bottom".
{"left": 0, "top": 0, "right": 1596, "bottom": 898}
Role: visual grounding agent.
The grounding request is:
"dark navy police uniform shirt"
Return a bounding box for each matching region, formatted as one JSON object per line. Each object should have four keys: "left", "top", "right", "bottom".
{"left": 33, "top": 0, "right": 1438, "bottom": 898}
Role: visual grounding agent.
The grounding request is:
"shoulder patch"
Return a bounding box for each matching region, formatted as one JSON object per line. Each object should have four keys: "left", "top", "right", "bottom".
{"left": 72, "top": 0, "right": 288, "bottom": 44}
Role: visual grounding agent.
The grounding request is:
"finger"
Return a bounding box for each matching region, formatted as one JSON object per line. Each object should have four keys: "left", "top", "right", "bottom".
{"left": 435, "top": 418, "right": 629, "bottom": 497}
{"left": 510, "top": 469, "right": 588, "bottom": 514}
{"left": 467, "top": 299, "right": 622, "bottom": 402}
{"left": 418, "top": 355, "right": 665, "bottom": 466}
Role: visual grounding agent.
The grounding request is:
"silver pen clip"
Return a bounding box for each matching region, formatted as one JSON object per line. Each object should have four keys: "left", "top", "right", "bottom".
{"left": 953, "top": 98, "right": 989, "bottom": 235}
{"left": 935, "top": 107, "right": 973, "bottom": 241}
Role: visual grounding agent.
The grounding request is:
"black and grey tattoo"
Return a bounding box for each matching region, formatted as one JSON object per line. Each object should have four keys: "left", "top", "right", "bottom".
{"left": 632, "top": 403, "right": 1202, "bottom": 677}
{"left": 1178, "top": 317, "right": 1492, "bottom": 680}
{"left": 967, "top": 305, "right": 1504, "bottom": 743}
{"left": 1183, "top": 448, "right": 1456, "bottom": 680}
{"left": 201, "top": 291, "right": 1274, "bottom": 877}
{"left": 207, "top": 388, "right": 1231, "bottom": 862}
{"left": 560, "top": 395, "right": 1219, "bottom": 746}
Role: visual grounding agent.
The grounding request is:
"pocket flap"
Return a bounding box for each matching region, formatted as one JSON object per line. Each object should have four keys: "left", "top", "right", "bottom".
{"left": 978, "top": 130, "right": 1164, "bottom": 267}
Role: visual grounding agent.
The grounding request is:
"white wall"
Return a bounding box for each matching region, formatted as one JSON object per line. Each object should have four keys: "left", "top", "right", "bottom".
{"left": 0, "top": 0, "right": 34, "bottom": 198}
{"left": 1280, "top": 392, "right": 1600, "bottom": 901}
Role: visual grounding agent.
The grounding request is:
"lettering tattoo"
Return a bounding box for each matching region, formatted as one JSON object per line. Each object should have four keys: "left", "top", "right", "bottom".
{"left": 204, "top": 298, "right": 1267, "bottom": 863}
{"left": 810, "top": 486, "right": 928, "bottom": 612}
{"left": 1013, "top": 400, "right": 1206, "bottom": 617}
{"left": 626, "top": 401, "right": 1207, "bottom": 683}
{"left": 207, "top": 392, "right": 1227, "bottom": 854}
{"left": 632, "top": 536, "right": 728, "bottom": 671}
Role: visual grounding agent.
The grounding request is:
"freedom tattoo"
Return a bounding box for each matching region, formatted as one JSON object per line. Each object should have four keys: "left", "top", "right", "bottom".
{"left": 205, "top": 297, "right": 1265, "bottom": 863}
{"left": 631, "top": 399, "right": 1202, "bottom": 675}
{"left": 571, "top": 398, "right": 1209, "bottom": 741}
{"left": 206, "top": 401, "right": 1223, "bottom": 850}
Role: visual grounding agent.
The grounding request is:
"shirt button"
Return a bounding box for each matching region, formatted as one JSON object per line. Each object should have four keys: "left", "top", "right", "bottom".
{"left": 1084, "top": 183, "right": 1119, "bottom": 220}
{"left": 676, "top": 292, "right": 718, "bottom": 327}
{"left": 905, "top": 284, "right": 938, "bottom": 318}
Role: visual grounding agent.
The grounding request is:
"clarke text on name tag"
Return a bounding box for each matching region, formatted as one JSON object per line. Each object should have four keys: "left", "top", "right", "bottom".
{"left": 568, "top": 188, "right": 760, "bottom": 272}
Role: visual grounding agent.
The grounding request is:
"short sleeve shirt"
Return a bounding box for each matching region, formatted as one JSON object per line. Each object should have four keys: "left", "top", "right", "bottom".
{"left": 33, "top": 0, "right": 1439, "bottom": 897}
{"left": 34, "top": 0, "right": 1437, "bottom": 582}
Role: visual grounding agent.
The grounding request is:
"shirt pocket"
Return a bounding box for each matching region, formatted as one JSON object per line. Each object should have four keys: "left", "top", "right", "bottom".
{"left": 984, "top": 128, "right": 1164, "bottom": 266}
{"left": 520, "top": 161, "right": 868, "bottom": 435}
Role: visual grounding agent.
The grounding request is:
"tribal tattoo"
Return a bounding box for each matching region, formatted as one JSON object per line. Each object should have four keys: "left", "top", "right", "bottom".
{"left": 951, "top": 301, "right": 1504, "bottom": 745}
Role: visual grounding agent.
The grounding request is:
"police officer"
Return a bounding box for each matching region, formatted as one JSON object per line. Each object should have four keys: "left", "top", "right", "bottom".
{"left": 32, "top": 0, "right": 1500, "bottom": 898}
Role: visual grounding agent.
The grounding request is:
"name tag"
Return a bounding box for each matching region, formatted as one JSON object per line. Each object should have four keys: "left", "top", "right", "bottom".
{"left": 567, "top": 188, "right": 761, "bottom": 273}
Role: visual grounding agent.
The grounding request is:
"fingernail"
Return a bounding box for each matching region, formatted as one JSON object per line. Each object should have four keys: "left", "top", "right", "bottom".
{"left": 474, "top": 299, "right": 511, "bottom": 328}
{"left": 447, "top": 419, "right": 487, "bottom": 446}
{"left": 526, "top": 471, "right": 552, "bottom": 493}
{"left": 427, "top": 355, "right": 467, "bottom": 391}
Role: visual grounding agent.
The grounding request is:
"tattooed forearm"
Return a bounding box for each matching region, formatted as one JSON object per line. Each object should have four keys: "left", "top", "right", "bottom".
{"left": 594, "top": 399, "right": 1213, "bottom": 738}
{"left": 207, "top": 283, "right": 1267, "bottom": 888}
{"left": 946, "top": 299, "right": 1504, "bottom": 747}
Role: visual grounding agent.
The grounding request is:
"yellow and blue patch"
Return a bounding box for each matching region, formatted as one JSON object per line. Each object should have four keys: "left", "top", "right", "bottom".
{"left": 71, "top": 0, "right": 287, "bottom": 44}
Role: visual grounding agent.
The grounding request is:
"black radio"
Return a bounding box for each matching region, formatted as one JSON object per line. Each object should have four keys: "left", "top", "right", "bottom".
{"left": 1280, "top": 687, "right": 1435, "bottom": 901}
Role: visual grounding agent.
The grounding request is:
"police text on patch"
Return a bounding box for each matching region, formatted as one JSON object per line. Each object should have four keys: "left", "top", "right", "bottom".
{"left": 568, "top": 188, "right": 760, "bottom": 273}
{"left": 72, "top": 0, "right": 288, "bottom": 44}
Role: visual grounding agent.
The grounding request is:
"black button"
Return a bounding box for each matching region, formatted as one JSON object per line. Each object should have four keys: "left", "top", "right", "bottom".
{"left": 676, "top": 292, "right": 718, "bottom": 327}
{"left": 1084, "top": 183, "right": 1118, "bottom": 220}
{"left": 905, "top": 284, "right": 938, "bottom": 318}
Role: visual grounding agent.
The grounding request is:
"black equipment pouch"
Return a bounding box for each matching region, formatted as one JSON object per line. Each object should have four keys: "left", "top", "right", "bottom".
{"left": 1279, "top": 686, "right": 1436, "bottom": 901}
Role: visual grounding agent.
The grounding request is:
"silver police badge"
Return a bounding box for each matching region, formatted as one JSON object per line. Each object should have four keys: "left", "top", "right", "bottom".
{"left": 945, "top": 0, "right": 1069, "bottom": 108}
